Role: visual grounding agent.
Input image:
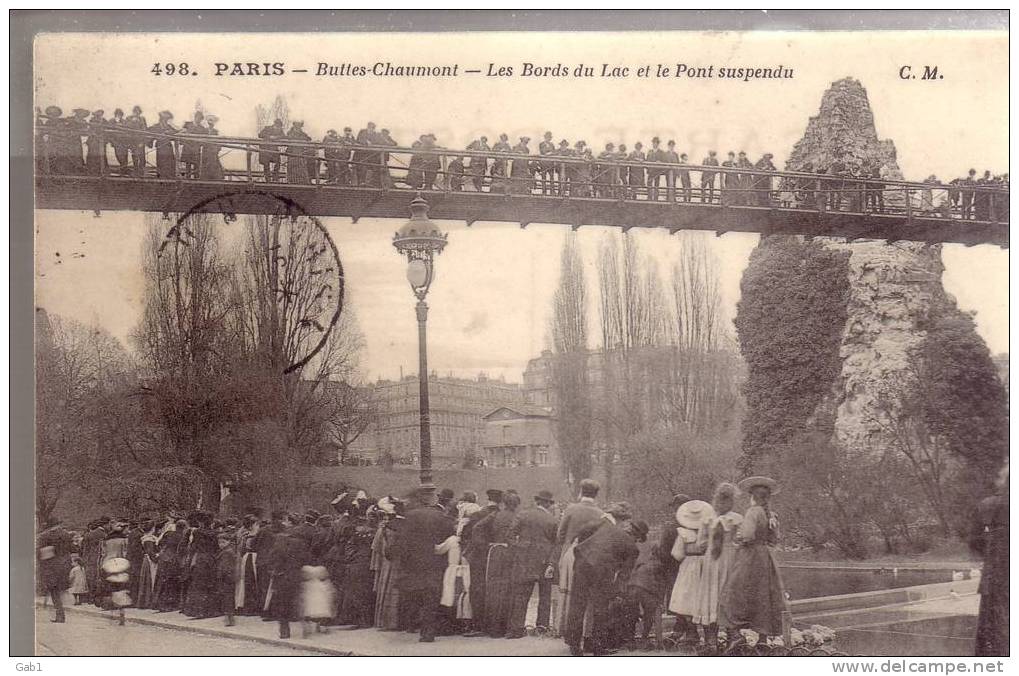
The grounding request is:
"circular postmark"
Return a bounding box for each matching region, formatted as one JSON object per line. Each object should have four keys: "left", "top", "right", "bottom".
{"left": 159, "top": 188, "right": 344, "bottom": 374}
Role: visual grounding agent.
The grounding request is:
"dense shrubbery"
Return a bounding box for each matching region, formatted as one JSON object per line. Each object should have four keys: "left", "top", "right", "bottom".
{"left": 735, "top": 236, "right": 1008, "bottom": 558}
{"left": 735, "top": 236, "right": 851, "bottom": 471}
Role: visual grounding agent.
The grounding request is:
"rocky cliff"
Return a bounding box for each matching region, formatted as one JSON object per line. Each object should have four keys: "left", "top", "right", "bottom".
{"left": 778, "top": 78, "right": 958, "bottom": 453}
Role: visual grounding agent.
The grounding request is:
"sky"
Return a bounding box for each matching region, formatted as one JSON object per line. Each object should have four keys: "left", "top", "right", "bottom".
{"left": 34, "top": 31, "right": 1009, "bottom": 382}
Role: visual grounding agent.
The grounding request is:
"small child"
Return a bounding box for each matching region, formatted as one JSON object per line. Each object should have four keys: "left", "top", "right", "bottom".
{"left": 300, "top": 565, "right": 335, "bottom": 637}
{"left": 68, "top": 555, "right": 88, "bottom": 605}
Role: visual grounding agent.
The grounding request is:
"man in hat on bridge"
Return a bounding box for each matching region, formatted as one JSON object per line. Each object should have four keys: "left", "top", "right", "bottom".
{"left": 510, "top": 136, "right": 532, "bottom": 195}
{"left": 124, "top": 105, "right": 148, "bottom": 177}
{"left": 701, "top": 150, "right": 719, "bottom": 203}
{"left": 392, "top": 484, "right": 455, "bottom": 642}
{"left": 538, "top": 131, "right": 556, "bottom": 195}
{"left": 258, "top": 118, "right": 285, "bottom": 183}
{"left": 147, "top": 111, "right": 178, "bottom": 179}
{"left": 505, "top": 489, "right": 558, "bottom": 637}
{"left": 322, "top": 128, "right": 344, "bottom": 184}
{"left": 84, "top": 109, "right": 107, "bottom": 176}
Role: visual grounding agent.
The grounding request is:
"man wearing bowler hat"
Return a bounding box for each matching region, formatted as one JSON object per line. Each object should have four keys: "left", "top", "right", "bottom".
{"left": 391, "top": 484, "right": 455, "bottom": 642}
{"left": 505, "top": 489, "right": 558, "bottom": 637}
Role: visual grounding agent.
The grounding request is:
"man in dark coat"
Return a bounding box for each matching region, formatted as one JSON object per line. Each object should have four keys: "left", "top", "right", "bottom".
{"left": 80, "top": 517, "right": 109, "bottom": 607}
{"left": 251, "top": 511, "right": 286, "bottom": 618}
{"left": 265, "top": 517, "right": 312, "bottom": 639}
{"left": 678, "top": 152, "right": 693, "bottom": 202}
{"left": 461, "top": 488, "right": 502, "bottom": 635}
{"left": 538, "top": 131, "right": 556, "bottom": 195}
{"left": 291, "top": 510, "right": 319, "bottom": 549}
{"left": 258, "top": 119, "right": 284, "bottom": 182}
{"left": 322, "top": 129, "right": 344, "bottom": 184}
{"left": 285, "top": 121, "right": 313, "bottom": 184}
{"left": 124, "top": 105, "right": 148, "bottom": 177}
{"left": 753, "top": 153, "right": 777, "bottom": 206}
{"left": 646, "top": 137, "right": 664, "bottom": 201}
{"left": 391, "top": 485, "right": 455, "bottom": 642}
{"left": 663, "top": 140, "right": 680, "bottom": 202}
{"left": 961, "top": 168, "right": 977, "bottom": 220}
{"left": 701, "top": 150, "right": 719, "bottom": 203}
{"left": 84, "top": 110, "right": 108, "bottom": 176}
{"left": 354, "top": 122, "right": 377, "bottom": 186}
{"left": 656, "top": 493, "right": 691, "bottom": 637}
{"left": 180, "top": 111, "right": 207, "bottom": 180}
{"left": 147, "top": 111, "right": 177, "bottom": 179}
{"left": 509, "top": 136, "right": 532, "bottom": 195}
{"left": 505, "top": 490, "right": 558, "bottom": 637}
{"left": 466, "top": 136, "right": 490, "bottom": 192}
{"left": 565, "top": 515, "right": 643, "bottom": 655}
{"left": 125, "top": 521, "right": 145, "bottom": 601}
{"left": 970, "top": 466, "right": 1009, "bottom": 657}
{"left": 38, "top": 520, "right": 74, "bottom": 623}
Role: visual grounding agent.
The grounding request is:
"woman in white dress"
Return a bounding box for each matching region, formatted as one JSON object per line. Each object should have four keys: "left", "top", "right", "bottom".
{"left": 667, "top": 500, "right": 716, "bottom": 643}
{"left": 695, "top": 483, "right": 743, "bottom": 652}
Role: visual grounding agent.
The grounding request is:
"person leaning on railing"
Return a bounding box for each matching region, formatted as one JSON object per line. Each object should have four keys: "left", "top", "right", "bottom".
{"left": 700, "top": 151, "right": 719, "bottom": 204}
{"left": 627, "top": 142, "right": 646, "bottom": 200}
{"left": 147, "top": 111, "right": 178, "bottom": 179}
{"left": 537, "top": 132, "right": 556, "bottom": 196}
{"left": 124, "top": 106, "right": 148, "bottom": 178}
{"left": 180, "top": 112, "right": 207, "bottom": 180}
{"left": 85, "top": 110, "right": 108, "bottom": 176}
{"left": 258, "top": 119, "right": 285, "bottom": 183}
{"left": 510, "top": 136, "right": 532, "bottom": 195}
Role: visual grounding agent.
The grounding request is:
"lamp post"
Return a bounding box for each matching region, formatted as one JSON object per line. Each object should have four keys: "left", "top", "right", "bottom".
{"left": 392, "top": 195, "right": 448, "bottom": 486}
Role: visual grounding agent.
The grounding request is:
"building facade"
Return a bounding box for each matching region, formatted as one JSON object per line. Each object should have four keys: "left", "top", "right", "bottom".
{"left": 481, "top": 404, "right": 558, "bottom": 468}
{"left": 362, "top": 372, "right": 525, "bottom": 467}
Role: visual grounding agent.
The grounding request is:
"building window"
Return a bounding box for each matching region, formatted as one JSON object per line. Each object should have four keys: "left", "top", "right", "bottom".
{"left": 502, "top": 425, "right": 510, "bottom": 440}
{"left": 538, "top": 449, "right": 549, "bottom": 466}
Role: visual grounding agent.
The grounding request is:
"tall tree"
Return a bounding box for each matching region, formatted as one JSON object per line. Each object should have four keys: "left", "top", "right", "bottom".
{"left": 133, "top": 214, "right": 245, "bottom": 512}
{"left": 35, "top": 310, "right": 134, "bottom": 525}
{"left": 549, "top": 232, "right": 592, "bottom": 487}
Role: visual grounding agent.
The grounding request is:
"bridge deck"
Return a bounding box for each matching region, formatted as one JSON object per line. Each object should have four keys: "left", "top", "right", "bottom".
{"left": 35, "top": 174, "right": 1008, "bottom": 247}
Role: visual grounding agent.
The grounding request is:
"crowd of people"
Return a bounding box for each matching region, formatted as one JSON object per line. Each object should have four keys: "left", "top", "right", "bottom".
{"left": 37, "top": 476, "right": 790, "bottom": 655}
{"left": 35, "top": 104, "right": 1007, "bottom": 219}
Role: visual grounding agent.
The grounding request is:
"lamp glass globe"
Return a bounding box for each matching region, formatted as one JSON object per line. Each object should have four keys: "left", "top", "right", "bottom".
{"left": 407, "top": 258, "right": 429, "bottom": 288}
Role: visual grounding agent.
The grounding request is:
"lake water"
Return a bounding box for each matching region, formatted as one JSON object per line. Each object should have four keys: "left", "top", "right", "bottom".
{"left": 779, "top": 566, "right": 974, "bottom": 600}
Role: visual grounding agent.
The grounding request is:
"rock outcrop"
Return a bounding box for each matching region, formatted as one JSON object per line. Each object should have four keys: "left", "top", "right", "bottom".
{"left": 779, "top": 78, "right": 961, "bottom": 453}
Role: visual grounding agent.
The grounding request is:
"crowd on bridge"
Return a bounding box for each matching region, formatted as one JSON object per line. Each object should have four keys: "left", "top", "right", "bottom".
{"left": 37, "top": 476, "right": 790, "bottom": 656}
{"left": 35, "top": 104, "right": 1008, "bottom": 220}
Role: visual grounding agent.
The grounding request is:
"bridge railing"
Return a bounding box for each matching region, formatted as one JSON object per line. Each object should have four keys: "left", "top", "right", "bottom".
{"left": 35, "top": 121, "right": 1010, "bottom": 224}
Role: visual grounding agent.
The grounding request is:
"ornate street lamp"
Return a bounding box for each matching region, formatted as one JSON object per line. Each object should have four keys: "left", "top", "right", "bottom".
{"left": 392, "top": 195, "right": 448, "bottom": 486}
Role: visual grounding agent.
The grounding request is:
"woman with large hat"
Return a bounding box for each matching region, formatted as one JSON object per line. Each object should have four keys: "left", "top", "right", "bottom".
{"left": 719, "top": 476, "right": 787, "bottom": 645}
{"left": 696, "top": 482, "right": 743, "bottom": 652}
{"left": 667, "top": 499, "right": 716, "bottom": 642}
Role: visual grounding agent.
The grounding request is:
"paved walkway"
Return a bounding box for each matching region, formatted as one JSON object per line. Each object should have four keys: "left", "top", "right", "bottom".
{"left": 35, "top": 607, "right": 332, "bottom": 656}
{"left": 38, "top": 585, "right": 980, "bottom": 657}
{"left": 38, "top": 598, "right": 579, "bottom": 656}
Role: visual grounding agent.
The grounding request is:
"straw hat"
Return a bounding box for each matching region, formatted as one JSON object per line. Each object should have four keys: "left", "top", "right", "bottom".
{"left": 675, "top": 499, "right": 716, "bottom": 530}
{"left": 738, "top": 476, "right": 779, "bottom": 494}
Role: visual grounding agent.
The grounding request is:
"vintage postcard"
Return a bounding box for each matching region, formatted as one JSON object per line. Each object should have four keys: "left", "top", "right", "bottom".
{"left": 28, "top": 14, "right": 1008, "bottom": 661}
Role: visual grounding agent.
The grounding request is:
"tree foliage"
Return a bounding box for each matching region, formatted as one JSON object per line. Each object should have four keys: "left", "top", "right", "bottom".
{"left": 549, "top": 232, "right": 592, "bottom": 487}
{"left": 734, "top": 236, "right": 851, "bottom": 471}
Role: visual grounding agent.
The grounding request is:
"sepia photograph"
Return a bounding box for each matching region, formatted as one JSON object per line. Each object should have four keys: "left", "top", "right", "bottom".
{"left": 19, "top": 10, "right": 1009, "bottom": 662}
